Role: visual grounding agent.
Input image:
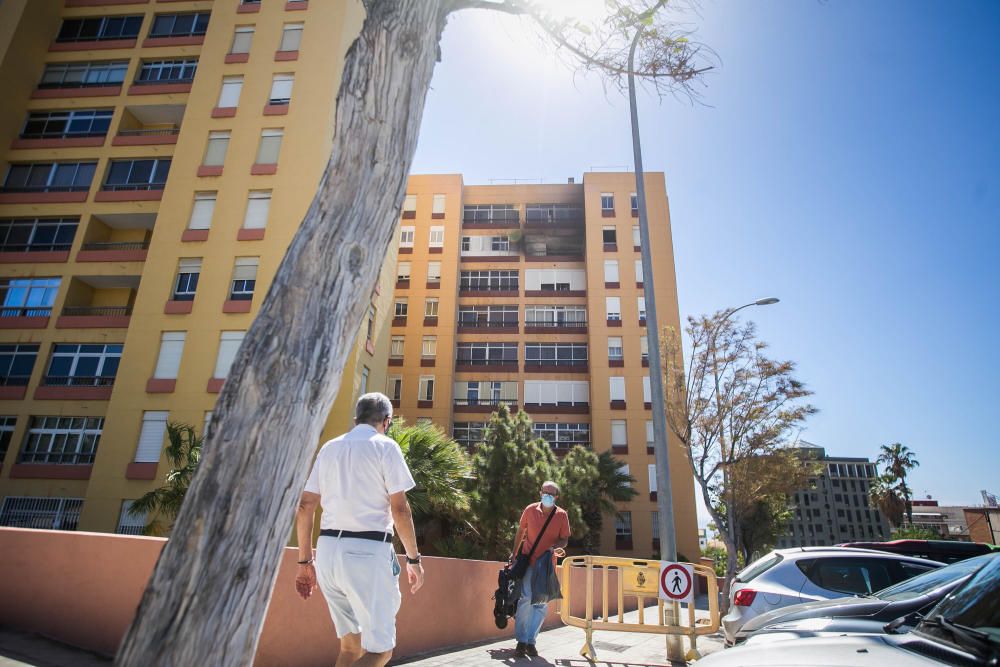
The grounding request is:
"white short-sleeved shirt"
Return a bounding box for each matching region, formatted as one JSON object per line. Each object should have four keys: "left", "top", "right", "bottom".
{"left": 304, "top": 424, "right": 416, "bottom": 533}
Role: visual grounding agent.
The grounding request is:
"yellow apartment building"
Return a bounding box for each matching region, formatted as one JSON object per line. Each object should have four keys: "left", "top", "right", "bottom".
{"left": 391, "top": 174, "right": 699, "bottom": 560}
{"left": 0, "top": 0, "right": 698, "bottom": 560}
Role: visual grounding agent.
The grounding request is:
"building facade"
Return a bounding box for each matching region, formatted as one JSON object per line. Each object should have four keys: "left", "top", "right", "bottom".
{"left": 777, "top": 442, "right": 891, "bottom": 548}
{"left": 0, "top": 0, "right": 387, "bottom": 534}
{"left": 390, "top": 174, "right": 700, "bottom": 560}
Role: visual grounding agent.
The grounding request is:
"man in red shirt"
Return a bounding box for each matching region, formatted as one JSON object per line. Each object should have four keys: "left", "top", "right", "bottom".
{"left": 510, "top": 480, "right": 570, "bottom": 658}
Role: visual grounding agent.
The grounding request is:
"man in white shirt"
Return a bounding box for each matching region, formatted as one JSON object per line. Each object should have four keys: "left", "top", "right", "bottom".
{"left": 295, "top": 392, "right": 425, "bottom": 667}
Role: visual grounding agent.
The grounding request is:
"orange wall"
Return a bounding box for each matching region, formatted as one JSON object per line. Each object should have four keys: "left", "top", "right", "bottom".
{"left": 0, "top": 528, "right": 629, "bottom": 664}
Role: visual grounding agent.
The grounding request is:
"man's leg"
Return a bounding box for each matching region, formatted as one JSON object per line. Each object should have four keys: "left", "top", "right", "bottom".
{"left": 350, "top": 650, "right": 392, "bottom": 667}
{"left": 336, "top": 633, "right": 363, "bottom": 667}
{"left": 524, "top": 600, "right": 549, "bottom": 653}
{"left": 513, "top": 574, "right": 533, "bottom": 654}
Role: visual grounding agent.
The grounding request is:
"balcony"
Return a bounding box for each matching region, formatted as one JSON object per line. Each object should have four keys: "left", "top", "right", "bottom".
{"left": 35, "top": 373, "right": 115, "bottom": 400}
{"left": 79, "top": 212, "right": 155, "bottom": 262}
{"left": 113, "top": 105, "right": 183, "bottom": 146}
{"left": 56, "top": 276, "right": 138, "bottom": 329}
{"left": 78, "top": 241, "right": 148, "bottom": 263}
{"left": 458, "top": 285, "right": 519, "bottom": 297}
{"left": 523, "top": 320, "right": 587, "bottom": 334}
{"left": 462, "top": 206, "right": 520, "bottom": 229}
{"left": 521, "top": 401, "right": 591, "bottom": 414}
{"left": 454, "top": 358, "right": 519, "bottom": 373}
{"left": 524, "top": 204, "right": 584, "bottom": 227}
{"left": 453, "top": 398, "right": 518, "bottom": 413}
{"left": 523, "top": 359, "right": 589, "bottom": 373}
{"left": 456, "top": 320, "right": 519, "bottom": 334}
{"left": 0, "top": 222, "right": 76, "bottom": 264}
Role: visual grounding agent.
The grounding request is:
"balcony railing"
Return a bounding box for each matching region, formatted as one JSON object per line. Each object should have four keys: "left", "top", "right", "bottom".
{"left": 37, "top": 81, "right": 126, "bottom": 90}
{"left": 133, "top": 77, "right": 195, "bottom": 86}
{"left": 116, "top": 128, "right": 180, "bottom": 137}
{"left": 0, "top": 375, "right": 31, "bottom": 387}
{"left": 462, "top": 208, "right": 519, "bottom": 224}
{"left": 42, "top": 375, "right": 116, "bottom": 387}
{"left": 525, "top": 205, "right": 584, "bottom": 223}
{"left": 457, "top": 320, "right": 519, "bottom": 328}
{"left": 524, "top": 359, "right": 588, "bottom": 367}
{"left": 453, "top": 398, "right": 517, "bottom": 408}
{"left": 1, "top": 307, "right": 52, "bottom": 318}
{"left": 19, "top": 132, "right": 107, "bottom": 140}
{"left": 81, "top": 241, "right": 148, "bottom": 251}
{"left": 455, "top": 358, "right": 519, "bottom": 366}
{"left": 458, "top": 284, "right": 519, "bottom": 292}
{"left": 0, "top": 242, "right": 73, "bottom": 253}
{"left": 0, "top": 185, "right": 89, "bottom": 193}
{"left": 100, "top": 183, "right": 166, "bottom": 192}
{"left": 524, "top": 320, "right": 587, "bottom": 328}
{"left": 60, "top": 306, "right": 132, "bottom": 317}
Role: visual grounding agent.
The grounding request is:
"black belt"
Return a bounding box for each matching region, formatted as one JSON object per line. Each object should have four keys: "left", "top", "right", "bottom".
{"left": 320, "top": 529, "right": 393, "bottom": 543}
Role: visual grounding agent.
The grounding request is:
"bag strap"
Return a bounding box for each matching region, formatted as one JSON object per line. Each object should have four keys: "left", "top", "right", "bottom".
{"left": 523, "top": 505, "right": 558, "bottom": 562}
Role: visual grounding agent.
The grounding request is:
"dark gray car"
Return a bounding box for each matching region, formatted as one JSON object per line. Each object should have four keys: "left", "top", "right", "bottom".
{"left": 732, "top": 553, "right": 997, "bottom": 646}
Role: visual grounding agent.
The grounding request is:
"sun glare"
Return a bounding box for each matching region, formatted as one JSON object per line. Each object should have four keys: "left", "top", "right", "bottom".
{"left": 533, "top": 0, "right": 608, "bottom": 25}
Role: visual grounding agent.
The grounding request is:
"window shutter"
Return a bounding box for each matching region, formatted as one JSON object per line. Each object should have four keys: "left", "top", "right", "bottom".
{"left": 214, "top": 331, "right": 245, "bottom": 378}
{"left": 403, "top": 194, "right": 416, "bottom": 213}
{"left": 188, "top": 192, "right": 216, "bottom": 230}
{"left": 432, "top": 194, "right": 445, "bottom": 215}
{"left": 204, "top": 132, "right": 230, "bottom": 166}
{"left": 604, "top": 260, "right": 619, "bottom": 283}
{"left": 178, "top": 258, "right": 202, "bottom": 272}
{"left": 611, "top": 421, "right": 627, "bottom": 446}
{"left": 269, "top": 74, "right": 293, "bottom": 103}
{"left": 232, "top": 257, "right": 258, "bottom": 281}
{"left": 153, "top": 332, "right": 185, "bottom": 379}
{"left": 134, "top": 411, "right": 168, "bottom": 463}
{"left": 648, "top": 464, "right": 657, "bottom": 492}
{"left": 610, "top": 376, "right": 625, "bottom": 401}
{"left": 243, "top": 191, "right": 271, "bottom": 229}
{"left": 256, "top": 130, "right": 283, "bottom": 164}
{"left": 231, "top": 27, "right": 253, "bottom": 54}
{"left": 218, "top": 77, "right": 243, "bottom": 107}
{"left": 643, "top": 376, "right": 651, "bottom": 402}
{"left": 280, "top": 23, "right": 303, "bottom": 51}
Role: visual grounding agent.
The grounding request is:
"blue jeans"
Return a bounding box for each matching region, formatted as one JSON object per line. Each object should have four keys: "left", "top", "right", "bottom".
{"left": 514, "top": 570, "right": 548, "bottom": 644}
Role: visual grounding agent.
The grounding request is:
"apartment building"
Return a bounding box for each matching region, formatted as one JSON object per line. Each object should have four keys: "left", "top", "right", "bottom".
{"left": 390, "top": 174, "right": 700, "bottom": 560}
{"left": 777, "top": 442, "right": 891, "bottom": 548}
{"left": 0, "top": 0, "right": 391, "bottom": 534}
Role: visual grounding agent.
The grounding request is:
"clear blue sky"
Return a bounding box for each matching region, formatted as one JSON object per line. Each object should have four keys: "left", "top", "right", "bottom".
{"left": 410, "top": 0, "right": 1000, "bottom": 514}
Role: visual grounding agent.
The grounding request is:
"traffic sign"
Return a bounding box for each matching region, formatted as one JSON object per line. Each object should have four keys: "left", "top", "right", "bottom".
{"left": 658, "top": 561, "right": 694, "bottom": 603}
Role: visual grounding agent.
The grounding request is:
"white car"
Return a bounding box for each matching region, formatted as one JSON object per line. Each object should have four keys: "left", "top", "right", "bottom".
{"left": 722, "top": 547, "right": 944, "bottom": 644}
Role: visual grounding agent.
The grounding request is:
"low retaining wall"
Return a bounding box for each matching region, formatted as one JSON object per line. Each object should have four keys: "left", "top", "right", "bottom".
{"left": 0, "top": 529, "right": 624, "bottom": 665}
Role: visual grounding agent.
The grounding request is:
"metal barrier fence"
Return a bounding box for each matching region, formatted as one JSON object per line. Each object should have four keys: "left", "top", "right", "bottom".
{"left": 559, "top": 555, "right": 720, "bottom": 662}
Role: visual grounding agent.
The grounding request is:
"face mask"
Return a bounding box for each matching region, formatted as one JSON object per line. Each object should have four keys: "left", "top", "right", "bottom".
{"left": 541, "top": 494, "right": 555, "bottom": 508}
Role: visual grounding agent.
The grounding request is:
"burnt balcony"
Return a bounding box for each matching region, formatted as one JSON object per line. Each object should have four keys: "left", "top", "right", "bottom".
{"left": 454, "top": 357, "right": 519, "bottom": 373}
{"left": 523, "top": 358, "right": 589, "bottom": 373}
{"left": 453, "top": 398, "right": 518, "bottom": 413}
{"left": 462, "top": 205, "right": 520, "bottom": 229}
{"left": 524, "top": 204, "right": 584, "bottom": 227}
{"left": 456, "top": 319, "right": 519, "bottom": 334}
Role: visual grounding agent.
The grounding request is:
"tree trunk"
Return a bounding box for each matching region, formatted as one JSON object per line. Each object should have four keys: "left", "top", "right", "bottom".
{"left": 115, "top": 2, "right": 449, "bottom": 664}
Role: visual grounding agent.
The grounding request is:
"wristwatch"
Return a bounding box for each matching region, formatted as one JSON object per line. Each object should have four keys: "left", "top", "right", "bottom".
{"left": 406, "top": 554, "right": 422, "bottom": 565}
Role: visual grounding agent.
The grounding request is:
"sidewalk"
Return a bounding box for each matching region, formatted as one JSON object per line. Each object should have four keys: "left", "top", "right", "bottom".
{"left": 0, "top": 629, "right": 110, "bottom": 667}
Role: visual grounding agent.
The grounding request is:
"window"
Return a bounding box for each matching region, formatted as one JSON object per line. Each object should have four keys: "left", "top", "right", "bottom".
{"left": 386, "top": 375, "right": 402, "bottom": 401}
{"left": 609, "top": 376, "right": 626, "bottom": 402}
{"left": 631, "top": 193, "right": 638, "bottom": 213}
{"left": 0, "top": 218, "right": 77, "bottom": 253}
{"left": 172, "top": 258, "right": 201, "bottom": 301}
{"left": 0, "top": 345, "right": 38, "bottom": 387}
{"left": 611, "top": 420, "right": 627, "bottom": 447}
{"left": 640, "top": 336, "right": 649, "bottom": 362}
{"left": 615, "top": 512, "right": 632, "bottom": 540}
{"left": 427, "top": 261, "right": 441, "bottom": 283}
{"left": 390, "top": 336, "right": 405, "bottom": 359}
{"left": 104, "top": 158, "right": 171, "bottom": 190}
{"left": 648, "top": 464, "right": 657, "bottom": 494}
{"left": 0, "top": 278, "right": 60, "bottom": 317}
{"left": 230, "top": 26, "right": 254, "bottom": 54}
{"left": 652, "top": 511, "right": 660, "bottom": 540}
{"left": 136, "top": 59, "right": 198, "bottom": 83}
{"left": 525, "top": 268, "right": 586, "bottom": 291}
{"left": 604, "top": 260, "right": 619, "bottom": 283}
{"left": 21, "top": 109, "right": 113, "bottom": 140}
{"left": 203, "top": 131, "right": 230, "bottom": 167}
{"left": 608, "top": 337, "right": 623, "bottom": 361}
{"left": 217, "top": 76, "right": 243, "bottom": 108}
{"left": 418, "top": 376, "right": 435, "bottom": 401}
{"left": 643, "top": 376, "right": 651, "bottom": 403}
{"left": 56, "top": 16, "right": 143, "bottom": 42}
{"left": 456, "top": 342, "right": 518, "bottom": 365}
{"left": 459, "top": 270, "right": 518, "bottom": 291}
{"left": 424, "top": 298, "right": 439, "bottom": 318}
{"left": 429, "top": 226, "right": 445, "bottom": 248}
{"left": 797, "top": 558, "right": 895, "bottom": 596}
{"left": 396, "top": 261, "right": 411, "bottom": 282}
{"left": 188, "top": 192, "right": 216, "bottom": 230}
{"left": 463, "top": 203, "right": 518, "bottom": 223}
{"left": 533, "top": 423, "right": 590, "bottom": 451}
{"left": 453, "top": 422, "right": 486, "bottom": 449}
{"left": 150, "top": 12, "right": 209, "bottom": 38}
{"left": 632, "top": 225, "right": 640, "bottom": 248}
{"left": 359, "top": 366, "right": 369, "bottom": 396}
{"left": 243, "top": 190, "right": 271, "bottom": 230}
{"left": 524, "top": 343, "right": 588, "bottom": 366}
{"left": 601, "top": 193, "right": 615, "bottom": 214}
{"left": 606, "top": 296, "right": 621, "bottom": 320}
{"left": 214, "top": 331, "right": 245, "bottom": 379}
{"left": 525, "top": 203, "right": 582, "bottom": 222}
{"left": 646, "top": 420, "right": 654, "bottom": 446}
{"left": 2, "top": 162, "right": 96, "bottom": 193}
{"left": 402, "top": 194, "right": 417, "bottom": 216}
{"left": 44, "top": 343, "right": 121, "bottom": 386}
{"left": 421, "top": 336, "right": 437, "bottom": 358}
{"left": 279, "top": 23, "right": 304, "bottom": 51}
{"left": 524, "top": 305, "right": 585, "bottom": 327}
{"left": 523, "top": 380, "right": 589, "bottom": 407}
{"left": 638, "top": 297, "right": 646, "bottom": 322}
{"left": 153, "top": 332, "right": 185, "bottom": 379}
{"left": 460, "top": 236, "right": 514, "bottom": 255}
{"left": 230, "top": 258, "right": 258, "bottom": 301}
{"left": 133, "top": 411, "right": 168, "bottom": 463}
{"left": 0, "top": 416, "right": 15, "bottom": 462}
{"left": 0, "top": 497, "right": 83, "bottom": 531}
{"left": 635, "top": 259, "right": 644, "bottom": 284}
{"left": 432, "top": 194, "right": 446, "bottom": 216}
{"left": 399, "top": 226, "right": 415, "bottom": 248}
{"left": 394, "top": 298, "right": 408, "bottom": 318}
{"left": 365, "top": 306, "right": 375, "bottom": 342}
{"left": 269, "top": 73, "right": 294, "bottom": 105}
{"left": 116, "top": 501, "right": 146, "bottom": 535}
{"left": 20, "top": 416, "right": 103, "bottom": 464}
{"left": 256, "top": 129, "right": 283, "bottom": 165}
{"left": 39, "top": 61, "right": 128, "bottom": 89}
{"left": 454, "top": 381, "right": 517, "bottom": 406}
{"left": 459, "top": 305, "right": 519, "bottom": 327}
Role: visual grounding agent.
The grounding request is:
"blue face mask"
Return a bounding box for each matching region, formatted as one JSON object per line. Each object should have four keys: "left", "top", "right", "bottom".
{"left": 541, "top": 493, "right": 556, "bottom": 508}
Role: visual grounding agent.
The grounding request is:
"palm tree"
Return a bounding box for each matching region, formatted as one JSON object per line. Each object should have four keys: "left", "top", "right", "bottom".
{"left": 877, "top": 443, "right": 919, "bottom": 525}
{"left": 560, "top": 447, "right": 638, "bottom": 553}
{"left": 128, "top": 423, "right": 202, "bottom": 536}
{"left": 387, "top": 419, "right": 471, "bottom": 527}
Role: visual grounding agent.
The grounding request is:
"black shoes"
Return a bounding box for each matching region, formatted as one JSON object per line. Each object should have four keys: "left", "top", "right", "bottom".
{"left": 515, "top": 642, "right": 527, "bottom": 658}
{"left": 525, "top": 644, "right": 538, "bottom": 657}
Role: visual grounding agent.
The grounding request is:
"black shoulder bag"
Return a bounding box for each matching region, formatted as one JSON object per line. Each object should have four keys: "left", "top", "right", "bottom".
{"left": 510, "top": 506, "right": 557, "bottom": 580}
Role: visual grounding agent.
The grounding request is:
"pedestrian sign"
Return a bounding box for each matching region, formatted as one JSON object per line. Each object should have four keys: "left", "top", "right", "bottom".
{"left": 658, "top": 561, "right": 694, "bottom": 603}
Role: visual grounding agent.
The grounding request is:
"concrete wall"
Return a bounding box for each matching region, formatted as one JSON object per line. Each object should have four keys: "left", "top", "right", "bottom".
{"left": 0, "top": 528, "right": 626, "bottom": 665}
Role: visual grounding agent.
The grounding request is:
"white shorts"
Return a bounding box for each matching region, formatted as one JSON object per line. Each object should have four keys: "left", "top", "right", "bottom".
{"left": 315, "top": 535, "right": 402, "bottom": 653}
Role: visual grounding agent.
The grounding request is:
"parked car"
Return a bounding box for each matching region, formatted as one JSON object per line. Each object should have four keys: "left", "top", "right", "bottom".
{"left": 722, "top": 546, "right": 944, "bottom": 644}
{"left": 732, "top": 552, "right": 997, "bottom": 645}
{"left": 699, "top": 547, "right": 1000, "bottom": 666}
{"left": 837, "top": 539, "right": 995, "bottom": 564}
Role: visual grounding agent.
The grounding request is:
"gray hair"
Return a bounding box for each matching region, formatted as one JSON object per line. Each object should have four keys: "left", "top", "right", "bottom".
{"left": 542, "top": 480, "right": 561, "bottom": 495}
{"left": 355, "top": 392, "right": 393, "bottom": 426}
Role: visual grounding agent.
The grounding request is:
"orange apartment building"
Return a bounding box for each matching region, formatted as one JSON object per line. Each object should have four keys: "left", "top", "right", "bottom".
{"left": 0, "top": 0, "right": 698, "bottom": 560}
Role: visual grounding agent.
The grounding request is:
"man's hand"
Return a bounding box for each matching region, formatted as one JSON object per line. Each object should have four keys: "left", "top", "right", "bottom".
{"left": 295, "top": 563, "right": 317, "bottom": 600}
{"left": 405, "top": 562, "right": 425, "bottom": 594}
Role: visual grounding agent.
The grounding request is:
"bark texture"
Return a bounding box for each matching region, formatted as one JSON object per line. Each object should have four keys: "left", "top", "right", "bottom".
{"left": 115, "top": 2, "right": 449, "bottom": 664}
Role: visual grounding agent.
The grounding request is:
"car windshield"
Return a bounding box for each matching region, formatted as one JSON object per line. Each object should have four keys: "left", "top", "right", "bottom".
{"left": 915, "top": 555, "right": 1000, "bottom": 656}
{"left": 877, "top": 554, "right": 996, "bottom": 602}
{"left": 736, "top": 552, "right": 783, "bottom": 583}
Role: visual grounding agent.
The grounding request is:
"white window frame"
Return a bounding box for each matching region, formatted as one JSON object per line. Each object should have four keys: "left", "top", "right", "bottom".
{"left": 643, "top": 375, "right": 651, "bottom": 403}
{"left": 390, "top": 336, "right": 405, "bottom": 359}
{"left": 173, "top": 258, "right": 201, "bottom": 300}
{"left": 418, "top": 375, "right": 435, "bottom": 401}
{"left": 116, "top": 500, "right": 146, "bottom": 535}
{"left": 424, "top": 297, "right": 439, "bottom": 318}
{"left": 393, "top": 298, "right": 408, "bottom": 318}
{"left": 604, "top": 260, "right": 619, "bottom": 283}
{"left": 432, "top": 194, "right": 446, "bottom": 215}
{"left": 606, "top": 296, "right": 621, "bottom": 320}
{"left": 635, "top": 259, "right": 644, "bottom": 284}
{"left": 421, "top": 336, "right": 436, "bottom": 358}
{"left": 396, "top": 261, "right": 411, "bottom": 282}
{"left": 640, "top": 336, "right": 649, "bottom": 361}
{"left": 153, "top": 332, "right": 185, "bottom": 379}
{"left": 426, "top": 261, "right": 441, "bottom": 283}
{"left": 609, "top": 376, "right": 626, "bottom": 402}
{"left": 633, "top": 225, "right": 640, "bottom": 248}
{"left": 646, "top": 420, "right": 654, "bottom": 445}
{"left": 386, "top": 375, "right": 402, "bottom": 401}
{"left": 600, "top": 192, "right": 615, "bottom": 213}
{"left": 648, "top": 464, "right": 657, "bottom": 494}
{"left": 638, "top": 297, "right": 646, "bottom": 321}
{"left": 611, "top": 420, "right": 627, "bottom": 446}
{"left": 230, "top": 257, "right": 258, "bottom": 301}
{"left": 402, "top": 194, "right": 417, "bottom": 215}
{"left": 21, "top": 416, "right": 103, "bottom": 465}
{"left": 608, "top": 336, "right": 623, "bottom": 361}
{"left": 429, "top": 226, "right": 444, "bottom": 248}
{"left": 268, "top": 73, "right": 293, "bottom": 105}
{"left": 399, "top": 226, "right": 415, "bottom": 248}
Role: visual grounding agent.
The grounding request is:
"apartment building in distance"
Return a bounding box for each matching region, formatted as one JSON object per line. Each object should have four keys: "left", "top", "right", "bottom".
{"left": 389, "top": 174, "right": 700, "bottom": 560}
{"left": 776, "top": 442, "right": 891, "bottom": 548}
{"left": 0, "top": 0, "right": 393, "bottom": 534}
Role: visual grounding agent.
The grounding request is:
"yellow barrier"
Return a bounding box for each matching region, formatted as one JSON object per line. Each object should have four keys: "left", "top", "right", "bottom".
{"left": 559, "top": 555, "right": 720, "bottom": 662}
